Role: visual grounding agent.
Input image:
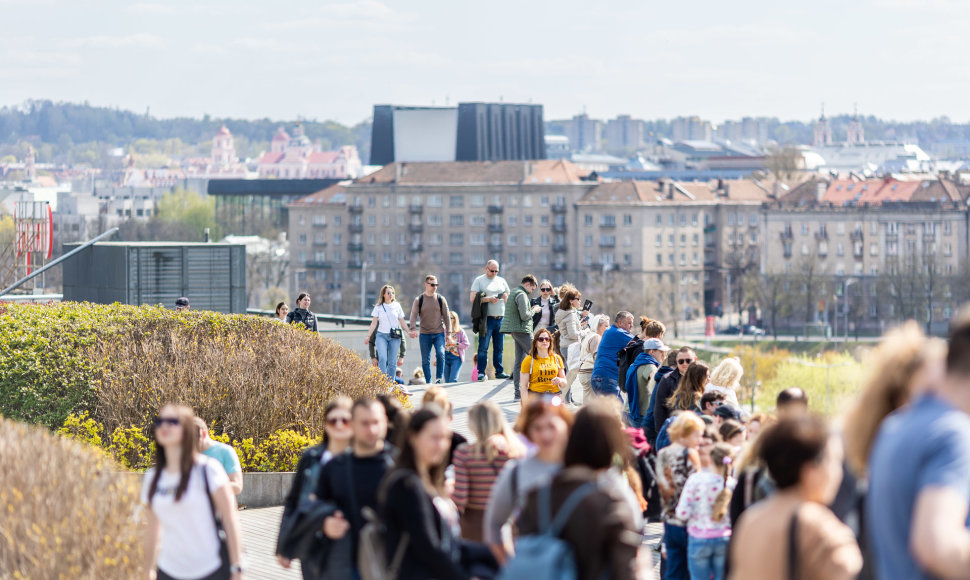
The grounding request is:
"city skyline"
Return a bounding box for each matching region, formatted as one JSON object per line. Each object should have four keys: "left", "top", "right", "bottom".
{"left": 1, "top": 0, "right": 969, "bottom": 125}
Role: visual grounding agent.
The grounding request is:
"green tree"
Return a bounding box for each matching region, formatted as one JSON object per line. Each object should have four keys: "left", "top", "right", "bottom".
{"left": 155, "top": 188, "right": 218, "bottom": 240}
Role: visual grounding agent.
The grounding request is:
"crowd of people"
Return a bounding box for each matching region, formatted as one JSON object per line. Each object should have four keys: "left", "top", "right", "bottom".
{"left": 149, "top": 269, "right": 970, "bottom": 580}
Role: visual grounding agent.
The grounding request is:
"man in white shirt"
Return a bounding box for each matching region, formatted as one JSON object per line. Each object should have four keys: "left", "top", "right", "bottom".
{"left": 469, "top": 260, "right": 510, "bottom": 381}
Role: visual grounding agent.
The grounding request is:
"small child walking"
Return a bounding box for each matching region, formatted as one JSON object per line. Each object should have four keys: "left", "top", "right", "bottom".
{"left": 675, "top": 442, "right": 737, "bottom": 580}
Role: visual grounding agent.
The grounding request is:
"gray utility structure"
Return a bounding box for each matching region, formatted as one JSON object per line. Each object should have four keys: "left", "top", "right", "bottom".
{"left": 63, "top": 242, "right": 247, "bottom": 313}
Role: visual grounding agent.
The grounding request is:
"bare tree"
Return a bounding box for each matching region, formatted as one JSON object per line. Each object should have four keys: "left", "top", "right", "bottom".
{"left": 745, "top": 269, "right": 792, "bottom": 339}
{"left": 765, "top": 145, "right": 803, "bottom": 181}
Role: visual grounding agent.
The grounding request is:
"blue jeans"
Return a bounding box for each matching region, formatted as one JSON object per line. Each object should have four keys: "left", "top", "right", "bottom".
{"left": 420, "top": 332, "right": 446, "bottom": 382}
{"left": 664, "top": 523, "right": 690, "bottom": 580}
{"left": 591, "top": 375, "right": 621, "bottom": 399}
{"left": 476, "top": 317, "right": 505, "bottom": 378}
{"left": 375, "top": 332, "right": 401, "bottom": 381}
{"left": 443, "top": 352, "right": 463, "bottom": 383}
{"left": 687, "top": 536, "right": 728, "bottom": 580}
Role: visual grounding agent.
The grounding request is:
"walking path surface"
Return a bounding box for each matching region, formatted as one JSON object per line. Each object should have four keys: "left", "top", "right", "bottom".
{"left": 238, "top": 364, "right": 663, "bottom": 579}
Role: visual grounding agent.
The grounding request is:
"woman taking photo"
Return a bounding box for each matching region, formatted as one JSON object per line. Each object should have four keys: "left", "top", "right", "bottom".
{"left": 286, "top": 293, "right": 318, "bottom": 333}
{"left": 666, "top": 361, "right": 710, "bottom": 417}
{"left": 485, "top": 398, "right": 574, "bottom": 563}
{"left": 276, "top": 396, "right": 354, "bottom": 577}
{"left": 443, "top": 311, "right": 470, "bottom": 384}
{"left": 453, "top": 401, "right": 526, "bottom": 542}
{"left": 365, "top": 285, "right": 409, "bottom": 381}
{"left": 516, "top": 403, "right": 641, "bottom": 580}
{"left": 519, "top": 328, "right": 567, "bottom": 407}
{"left": 142, "top": 405, "right": 245, "bottom": 580}
{"left": 275, "top": 302, "right": 289, "bottom": 322}
{"left": 555, "top": 287, "right": 588, "bottom": 405}
{"left": 729, "top": 416, "right": 862, "bottom": 580}
{"left": 379, "top": 405, "right": 492, "bottom": 580}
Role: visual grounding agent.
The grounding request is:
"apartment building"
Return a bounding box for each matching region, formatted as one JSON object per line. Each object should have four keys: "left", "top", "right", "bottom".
{"left": 762, "top": 177, "right": 970, "bottom": 333}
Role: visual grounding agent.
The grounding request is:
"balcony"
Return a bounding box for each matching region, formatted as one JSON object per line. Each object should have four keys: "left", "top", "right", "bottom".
{"left": 488, "top": 242, "right": 503, "bottom": 253}
{"left": 850, "top": 230, "right": 864, "bottom": 241}
{"left": 347, "top": 260, "right": 363, "bottom": 269}
{"left": 814, "top": 230, "right": 829, "bottom": 240}
{"left": 487, "top": 205, "right": 504, "bottom": 214}
{"left": 348, "top": 243, "right": 364, "bottom": 252}
{"left": 924, "top": 233, "right": 936, "bottom": 243}
{"left": 409, "top": 223, "right": 424, "bottom": 234}
{"left": 553, "top": 243, "right": 567, "bottom": 252}
{"left": 305, "top": 262, "right": 331, "bottom": 269}
{"left": 312, "top": 240, "right": 328, "bottom": 247}
{"left": 551, "top": 204, "right": 568, "bottom": 214}
{"left": 704, "top": 225, "right": 717, "bottom": 234}
{"left": 599, "top": 222, "right": 616, "bottom": 229}
{"left": 408, "top": 204, "right": 423, "bottom": 214}
{"left": 487, "top": 223, "right": 504, "bottom": 233}
{"left": 312, "top": 221, "right": 327, "bottom": 228}
{"left": 348, "top": 205, "right": 363, "bottom": 214}
{"left": 410, "top": 244, "right": 424, "bottom": 253}
{"left": 349, "top": 223, "right": 363, "bottom": 233}
{"left": 599, "top": 240, "right": 616, "bottom": 248}
{"left": 552, "top": 262, "right": 567, "bottom": 271}
{"left": 780, "top": 230, "right": 793, "bottom": 241}
{"left": 553, "top": 223, "right": 567, "bottom": 233}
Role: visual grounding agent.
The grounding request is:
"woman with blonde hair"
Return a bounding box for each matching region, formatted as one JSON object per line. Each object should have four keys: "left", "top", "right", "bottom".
{"left": 452, "top": 401, "right": 526, "bottom": 541}
{"left": 364, "top": 284, "right": 409, "bottom": 381}
{"left": 842, "top": 320, "right": 946, "bottom": 477}
{"left": 442, "top": 311, "right": 470, "bottom": 383}
{"left": 706, "top": 357, "right": 743, "bottom": 409}
{"left": 657, "top": 411, "right": 705, "bottom": 580}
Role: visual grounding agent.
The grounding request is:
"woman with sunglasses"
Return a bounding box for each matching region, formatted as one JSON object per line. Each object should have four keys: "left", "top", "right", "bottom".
{"left": 365, "top": 284, "right": 409, "bottom": 381}
{"left": 277, "top": 396, "right": 353, "bottom": 577}
{"left": 555, "top": 286, "right": 589, "bottom": 405}
{"left": 143, "top": 405, "right": 245, "bottom": 580}
{"left": 519, "top": 328, "right": 568, "bottom": 408}
{"left": 532, "top": 279, "right": 559, "bottom": 332}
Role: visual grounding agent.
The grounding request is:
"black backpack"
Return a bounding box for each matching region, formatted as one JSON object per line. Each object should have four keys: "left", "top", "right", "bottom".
{"left": 616, "top": 338, "right": 644, "bottom": 394}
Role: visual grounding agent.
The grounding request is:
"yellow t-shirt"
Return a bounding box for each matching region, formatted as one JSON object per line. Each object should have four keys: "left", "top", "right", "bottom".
{"left": 520, "top": 353, "right": 564, "bottom": 393}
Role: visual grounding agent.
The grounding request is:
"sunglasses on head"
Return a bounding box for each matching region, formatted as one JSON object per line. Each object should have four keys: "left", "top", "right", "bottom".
{"left": 678, "top": 358, "right": 693, "bottom": 364}
{"left": 327, "top": 416, "right": 350, "bottom": 426}
{"left": 153, "top": 417, "right": 180, "bottom": 427}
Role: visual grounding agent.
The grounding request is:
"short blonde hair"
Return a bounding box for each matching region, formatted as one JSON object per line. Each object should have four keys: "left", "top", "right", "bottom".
{"left": 422, "top": 385, "right": 452, "bottom": 415}
{"left": 710, "top": 357, "right": 743, "bottom": 389}
{"left": 666, "top": 411, "right": 705, "bottom": 441}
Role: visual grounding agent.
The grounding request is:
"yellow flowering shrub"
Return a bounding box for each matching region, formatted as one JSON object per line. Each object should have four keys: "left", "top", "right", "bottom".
{"left": 0, "top": 417, "right": 144, "bottom": 578}
{"left": 56, "top": 410, "right": 103, "bottom": 447}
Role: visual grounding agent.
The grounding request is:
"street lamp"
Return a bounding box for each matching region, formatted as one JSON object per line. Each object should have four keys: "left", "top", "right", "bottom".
{"left": 359, "top": 262, "right": 369, "bottom": 316}
{"left": 844, "top": 278, "right": 858, "bottom": 341}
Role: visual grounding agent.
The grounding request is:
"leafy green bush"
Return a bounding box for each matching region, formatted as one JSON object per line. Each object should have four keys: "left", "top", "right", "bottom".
{"left": 0, "top": 417, "right": 144, "bottom": 578}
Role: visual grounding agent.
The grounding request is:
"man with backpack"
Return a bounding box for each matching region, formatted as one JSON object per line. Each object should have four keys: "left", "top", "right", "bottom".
{"left": 409, "top": 275, "right": 451, "bottom": 384}
{"left": 590, "top": 311, "right": 635, "bottom": 400}
{"left": 316, "top": 399, "right": 393, "bottom": 579}
{"left": 501, "top": 274, "right": 541, "bottom": 402}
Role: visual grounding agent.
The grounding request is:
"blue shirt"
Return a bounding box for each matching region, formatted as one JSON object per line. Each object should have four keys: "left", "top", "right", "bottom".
{"left": 867, "top": 393, "right": 970, "bottom": 580}
{"left": 201, "top": 441, "right": 242, "bottom": 475}
{"left": 590, "top": 325, "right": 634, "bottom": 381}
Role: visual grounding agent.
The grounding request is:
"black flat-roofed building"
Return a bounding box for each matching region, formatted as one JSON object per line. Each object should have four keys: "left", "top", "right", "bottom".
{"left": 208, "top": 178, "right": 340, "bottom": 235}
{"left": 456, "top": 103, "right": 545, "bottom": 162}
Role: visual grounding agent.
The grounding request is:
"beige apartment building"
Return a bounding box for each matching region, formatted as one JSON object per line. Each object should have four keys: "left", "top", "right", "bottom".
{"left": 761, "top": 177, "right": 970, "bottom": 334}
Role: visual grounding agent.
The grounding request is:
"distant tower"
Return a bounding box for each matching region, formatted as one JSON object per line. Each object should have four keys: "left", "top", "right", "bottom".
{"left": 847, "top": 104, "right": 864, "bottom": 145}
{"left": 23, "top": 145, "right": 35, "bottom": 182}
{"left": 211, "top": 125, "right": 236, "bottom": 167}
{"left": 271, "top": 127, "right": 290, "bottom": 153}
{"left": 813, "top": 105, "right": 833, "bottom": 147}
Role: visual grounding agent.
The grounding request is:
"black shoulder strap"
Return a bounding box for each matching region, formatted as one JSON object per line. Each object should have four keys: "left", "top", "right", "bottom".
{"left": 418, "top": 294, "right": 424, "bottom": 312}
{"left": 788, "top": 506, "right": 800, "bottom": 580}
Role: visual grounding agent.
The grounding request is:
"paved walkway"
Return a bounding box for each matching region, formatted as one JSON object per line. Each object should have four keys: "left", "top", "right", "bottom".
{"left": 237, "top": 376, "right": 662, "bottom": 579}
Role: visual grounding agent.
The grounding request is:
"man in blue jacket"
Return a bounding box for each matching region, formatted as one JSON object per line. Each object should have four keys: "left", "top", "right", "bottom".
{"left": 590, "top": 311, "right": 635, "bottom": 399}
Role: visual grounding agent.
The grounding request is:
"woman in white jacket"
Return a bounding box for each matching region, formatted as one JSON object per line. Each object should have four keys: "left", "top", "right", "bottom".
{"left": 554, "top": 286, "right": 589, "bottom": 405}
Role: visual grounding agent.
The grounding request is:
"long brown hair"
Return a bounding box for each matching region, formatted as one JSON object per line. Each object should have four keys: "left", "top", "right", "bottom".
{"left": 529, "top": 328, "right": 555, "bottom": 359}
{"left": 394, "top": 404, "right": 449, "bottom": 495}
{"left": 667, "top": 361, "right": 709, "bottom": 411}
{"left": 375, "top": 284, "right": 396, "bottom": 307}
{"left": 147, "top": 404, "right": 198, "bottom": 505}
{"left": 321, "top": 395, "right": 353, "bottom": 447}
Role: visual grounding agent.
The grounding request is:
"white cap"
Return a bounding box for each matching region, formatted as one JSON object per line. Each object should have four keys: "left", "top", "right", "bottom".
{"left": 643, "top": 338, "right": 670, "bottom": 352}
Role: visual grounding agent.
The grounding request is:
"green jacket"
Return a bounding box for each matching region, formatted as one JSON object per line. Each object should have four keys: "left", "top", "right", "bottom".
{"left": 500, "top": 285, "right": 534, "bottom": 335}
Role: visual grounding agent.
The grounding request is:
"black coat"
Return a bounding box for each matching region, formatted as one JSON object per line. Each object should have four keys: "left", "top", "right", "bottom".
{"left": 287, "top": 308, "right": 318, "bottom": 332}
{"left": 652, "top": 368, "right": 682, "bottom": 434}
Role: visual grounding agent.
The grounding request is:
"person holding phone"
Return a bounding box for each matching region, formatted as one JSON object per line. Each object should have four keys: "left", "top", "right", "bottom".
{"left": 470, "top": 260, "right": 511, "bottom": 382}
{"left": 501, "top": 275, "right": 541, "bottom": 401}
{"left": 555, "top": 287, "right": 590, "bottom": 405}
{"left": 531, "top": 279, "right": 559, "bottom": 332}
{"left": 365, "top": 285, "right": 409, "bottom": 381}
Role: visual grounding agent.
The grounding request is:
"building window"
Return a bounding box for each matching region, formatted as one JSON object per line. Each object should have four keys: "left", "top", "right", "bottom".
{"left": 585, "top": 215, "right": 593, "bottom": 226}
{"left": 470, "top": 233, "right": 485, "bottom": 246}
{"left": 601, "top": 215, "right": 616, "bottom": 227}
{"left": 524, "top": 215, "right": 533, "bottom": 226}
{"left": 333, "top": 233, "right": 342, "bottom": 245}
{"left": 655, "top": 234, "right": 662, "bottom": 247}
{"left": 523, "top": 234, "right": 532, "bottom": 246}
{"left": 836, "top": 243, "right": 844, "bottom": 256}
{"left": 383, "top": 251, "right": 391, "bottom": 263}
{"left": 429, "top": 233, "right": 442, "bottom": 245}
{"left": 680, "top": 234, "right": 687, "bottom": 247}
{"left": 540, "top": 234, "right": 550, "bottom": 246}
{"left": 508, "top": 215, "right": 517, "bottom": 226}
{"left": 366, "top": 233, "right": 376, "bottom": 245}
{"left": 427, "top": 214, "right": 442, "bottom": 226}
{"left": 522, "top": 195, "right": 532, "bottom": 208}
{"left": 334, "top": 215, "right": 342, "bottom": 226}
{"left": 668, "top": 234, "right": 675, "bottom": 247}
{"left": 540, "top": 215, "right": 550, "bottom": 226}
{"left": 471, "top": 215, "right": 485, "bottom": 226}
{"left": 367, "top": 215, "right": 376, "bottom": 226}
{"left": 540, "top": 253, "right": 549, "bottom": 265}
{"left": 471, "top": 195, "right": 485, "bottom": 207}
{"left": 656, "top": 214, "right": 663, "bottom": 226}
{"left": 523, "top": 253, "right": 533, "bottom": 265}
{"left": 449, "top": 233, "right": 464, "bottom": 245}
{"left": 450, "top": 215, "right": 464, "bottom": 227}
{"left": 449, "top": 196, "right": 463, "bottom": 208}
{"left": 945, "top": 221, "right": 952, "bottom": 235}
{"left": 427, "top": 195, "right": 443, "bottom": 207}
{"left": 623, "top": 215, "right": 633, "bottom": 226}
{"left": 540, "top": 196, "right": 550, "bottom": 207}
{"left": 449, "top": 252, "right": 462, "bottom": 265}
{"left": 623, "top": 254, "right": 632, "bottom": 266}
{"left": 508, "top": 234, "right": 517, "bottom": 246}
{"left": 585, "top": 235, "right": 593, "bottom": 247}
{"left": 656, "top": 254, "right": 663, "bottom": 266}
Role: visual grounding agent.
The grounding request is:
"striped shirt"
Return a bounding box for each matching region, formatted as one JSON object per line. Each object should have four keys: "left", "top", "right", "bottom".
{"left": 453, "top": 443, "right": 510, "bottom": 511}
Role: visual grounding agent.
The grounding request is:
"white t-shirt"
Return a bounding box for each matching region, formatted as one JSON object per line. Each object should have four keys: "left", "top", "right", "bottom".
{"left": 141, "top": 456, "right": 229, "bottom": 578}
{"left": 470, "top": 274, "right": 510, "bottom": 317}
{"left": 371, "top": 301, "right": 405, "bottom": 334}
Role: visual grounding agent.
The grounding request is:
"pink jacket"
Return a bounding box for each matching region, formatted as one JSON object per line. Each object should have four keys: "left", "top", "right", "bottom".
{"left": 447, "top": 327, "right": 470, "bottom": 361}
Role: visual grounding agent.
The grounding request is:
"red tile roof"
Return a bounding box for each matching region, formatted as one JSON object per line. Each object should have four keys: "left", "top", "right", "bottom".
{"left": 307, "top": 151, "right": 341, "bottom": 164}
{"left": 258, "top": 152, "right": 284, "bottom": 164}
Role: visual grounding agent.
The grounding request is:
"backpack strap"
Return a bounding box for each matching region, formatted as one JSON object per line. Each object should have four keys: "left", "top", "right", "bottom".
{"left": 543, "top": 481, "right": 599, "bottom": 537}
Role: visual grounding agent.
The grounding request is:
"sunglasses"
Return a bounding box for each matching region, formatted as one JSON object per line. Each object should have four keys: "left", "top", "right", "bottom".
{"left": 678, "top": 359, "right": 694, "bottom": 365}
{"left": 540, "top": 287, "right": 552, "bottom": 292}
{"left": 488, "top": 269, "right": 498, "bottom": 273}
{"left": 326, "top": 416, "right": 351, "bottom": 426}
{"left": 153, "top": 417, "right": 180, "bottom": 427}
{"left": 536, "top": 337, "right": 551, "bottom": 343}
{"left": 427, "top": 283, "right": 438, "bottom": 287}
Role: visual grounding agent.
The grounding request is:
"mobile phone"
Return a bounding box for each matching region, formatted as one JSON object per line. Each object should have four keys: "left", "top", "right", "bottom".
{"left": 582, "top": 299, "right": 593, "bottom": 312}
{"left": 530, "top": 297, "right": 541, "bottom": 307}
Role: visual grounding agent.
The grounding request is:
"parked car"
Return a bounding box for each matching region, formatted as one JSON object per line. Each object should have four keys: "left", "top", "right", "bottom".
{"left": 721, "top": 324, "right": 766, "bottom": 336}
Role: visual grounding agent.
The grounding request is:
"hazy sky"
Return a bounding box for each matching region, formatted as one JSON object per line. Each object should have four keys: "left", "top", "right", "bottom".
{"left": 2, "top": 0, "right": 968, "bottom": 125}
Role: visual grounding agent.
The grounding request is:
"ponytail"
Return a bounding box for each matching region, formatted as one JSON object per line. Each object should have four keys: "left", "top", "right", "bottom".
{"left": 710, "top": 442, "right": 735, "bottom": 522}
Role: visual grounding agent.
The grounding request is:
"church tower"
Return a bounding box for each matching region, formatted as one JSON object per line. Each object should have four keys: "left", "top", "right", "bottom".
{"left": 813, "top": 104, "right": 832, "bottom": 147}
{"left": 846, "top": 104, "right": 864, "bottom": 145}
{"left": 211, "top": 125, "right": 236, "bottom": 167}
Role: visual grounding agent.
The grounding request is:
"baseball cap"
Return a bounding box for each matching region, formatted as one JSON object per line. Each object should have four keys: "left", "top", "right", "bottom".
{"left": 713, "top": 404, "right": 742, "bottom": 422}
{"left": 175, "top": 297, "right": 190, "bottom": 308}
{"left": 642, "top": 338, "right": 670, "bottom": 352}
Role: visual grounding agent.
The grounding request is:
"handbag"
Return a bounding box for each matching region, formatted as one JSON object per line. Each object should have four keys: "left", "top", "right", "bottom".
{"left": 383, "top": 304, "right": 403, "bottom": 339}
{"left": 201, "top": 465, "right": 231, "bottom": 580}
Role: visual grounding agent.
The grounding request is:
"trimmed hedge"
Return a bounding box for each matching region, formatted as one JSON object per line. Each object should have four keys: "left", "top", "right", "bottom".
{"left": 0, "top": 302, "right": 400, "bottom": 459}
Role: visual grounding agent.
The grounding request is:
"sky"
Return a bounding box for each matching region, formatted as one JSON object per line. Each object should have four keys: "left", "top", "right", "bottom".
{"left": 2, "top": 0, "right": 969, "bottom": 125}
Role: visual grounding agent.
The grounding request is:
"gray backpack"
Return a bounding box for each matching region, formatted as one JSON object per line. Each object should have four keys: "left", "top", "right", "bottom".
{"left": 498, "top": 482, "right": 598, "bottom": 580}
